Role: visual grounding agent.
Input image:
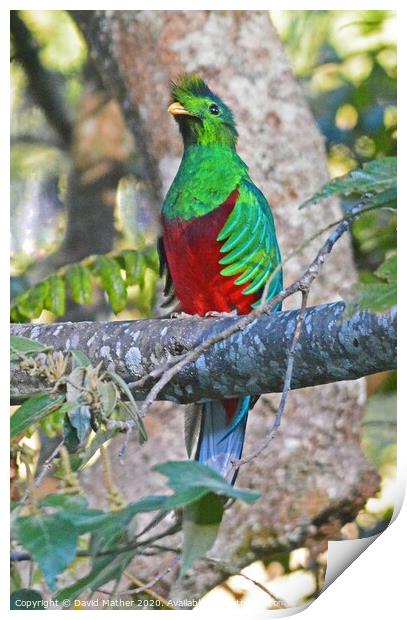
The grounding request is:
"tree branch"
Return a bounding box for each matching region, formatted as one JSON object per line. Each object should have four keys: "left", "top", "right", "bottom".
{"left": 69, "top": 10, "right": 163, "bottom": 208}
{"left": 10, "top": 10, "right": 73, "bottom": 148}
{"left": 10, "top": 302, "right": 396, "bottom": 404}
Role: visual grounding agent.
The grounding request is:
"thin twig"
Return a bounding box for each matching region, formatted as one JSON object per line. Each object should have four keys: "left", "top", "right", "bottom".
{"left": 10, "top": 520, "right": 182, "bottom": 564}
{"left": 204, "top": 556, "right": 287, "bottom": 608}
{"left": 235, "top": 288, "right": 309, "bottom": 467}
{"left": 123, "top": 555, "right": 180, "bottom": 596}
{"left": 19, "top": 439, "right": 65, "bottom": 507}
{"left": 100, "top": 444, "right": 124, "bottom": 509}
{"left": 236, "top": 571, "right": 287, "bottom": 608}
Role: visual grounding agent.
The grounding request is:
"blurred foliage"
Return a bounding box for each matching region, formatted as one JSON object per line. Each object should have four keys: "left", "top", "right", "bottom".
{"left": 20, "top": 10, "right": 87, "bottom": 73}
{"left": 271, "top": 10, "right": 396, "bottom": 172}
{"left": 11, "top": 11, "right": 85, "bottom": 273}
{"left": 271, "top": 10, "right": 396, "bottom": 274}
{"left": 362, "top": 391, "right": 396, "bottom": 471}
{"left": 10, "top": 246, "right": 159, "bottom": 322}
{"left": 301, "top": 156, "right": 396, "bottom": 313}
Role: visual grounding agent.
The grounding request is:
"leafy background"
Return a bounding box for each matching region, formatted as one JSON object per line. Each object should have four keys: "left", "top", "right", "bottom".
{"left": 10, "top": 10, "right": 396, "bottom": 610}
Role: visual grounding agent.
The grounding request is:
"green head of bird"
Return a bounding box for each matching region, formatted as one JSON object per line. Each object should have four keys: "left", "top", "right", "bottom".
{"left": 168, "top": 74, "right": 238, "bottom": 149}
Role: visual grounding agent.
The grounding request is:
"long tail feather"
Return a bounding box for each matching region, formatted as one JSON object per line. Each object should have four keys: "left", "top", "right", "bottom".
{"left": 194, "top": 397, "right": 251, "bottom": 484}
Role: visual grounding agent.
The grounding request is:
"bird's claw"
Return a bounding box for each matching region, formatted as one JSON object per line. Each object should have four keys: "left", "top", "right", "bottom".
{"left": 170, "top": 311, "right": 199, "bottom": 319}
{"left": 204, "top": 309, "right": 238, "bottom": 318}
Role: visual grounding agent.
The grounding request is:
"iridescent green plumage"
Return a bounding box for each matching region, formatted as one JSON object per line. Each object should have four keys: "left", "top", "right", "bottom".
{"left": 217, "top": 178, "right": 281, "bottom": 300}
{"left": 160, "top": 74, "right": 282, "bottom": 482}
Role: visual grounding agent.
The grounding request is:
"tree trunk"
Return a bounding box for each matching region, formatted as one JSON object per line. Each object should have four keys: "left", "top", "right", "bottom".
{"left": 69, "top": 10, "right": 379, "bottom": 602}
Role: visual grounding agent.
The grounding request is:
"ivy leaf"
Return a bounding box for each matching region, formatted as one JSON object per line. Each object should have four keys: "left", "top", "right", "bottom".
{"left": 44, "top": 275, "right": 66, "bottom": 317}
{"left": 154, "top": 460, "right": 261, "bottom": 510}
{"left": 300, "top": 157, "right": 397, "bottom": 208}
{"left": 180, "top": 492, "right": 224, "bottom": 578}
{"left": 10, "top": 335, "right": 51, "bottom": 355}
{"left": 11, "top": 394, "right": 65, "bottom": 438}
{"left": 95, "top": 256, "right": 127, "bottom": 314}
{"left": 14, "top": 513, "right": 78, "bottom": 590}
{"left": 65, "top": 263, "right": 93, "bottom": 305}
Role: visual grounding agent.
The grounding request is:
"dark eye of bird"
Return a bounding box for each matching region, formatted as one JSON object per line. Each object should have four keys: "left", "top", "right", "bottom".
{"left": 209, "top": 103, "right": 220, "bottom": 115}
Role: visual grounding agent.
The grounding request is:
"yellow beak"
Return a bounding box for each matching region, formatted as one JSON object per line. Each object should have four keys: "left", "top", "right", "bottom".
{"left": 167, "top": 101, "right": 197, "bottom": 117}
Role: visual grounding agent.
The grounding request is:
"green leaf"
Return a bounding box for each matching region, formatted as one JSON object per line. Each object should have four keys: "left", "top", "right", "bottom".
{"left": 355, "top": 254, "right": 396, "bottom": 313}
{"left": 10, "top": 589, "right": 43, "bottom": 610}
{"left": 56, "top": 552, "right": 135, "bottom": 603}
{"left": 121, "top": 250, "right": 145, "bottom": 286}
{"left": 44, "top": 275, "right": 66, "bottom": 317}
{"left": 79, "top": 427, "right": 119, "bottom": 469}
{"left": 363, "top": 186, "right": 397, "bottom": 210}
{"left": 301, "top": 157, "right": 396, "bottom": 208}
{"left": 89, "top": 495, "right": 166, "bottom": 553}
{"left": 67, "top": 405, "right": 92, "bottom": 443}
{"left": 39, "top": 494, "right": 88, "bottom": 512}
{"left": 66, "top": 366, "right": 86, "bottom": 402}
{"left": 56, "top": 496, "right": 166, "bottom": 601}
{"left": 180, "top": 492, "right": 224, "bottom": 578}
{"left": 97, "top": 381, "right": 117, "bottom": 417}
{"left": 63, "top": 415, "right": 81, "bottom": 453}
{"left": 375, "top": 254, "right": 396, "bottom": 282}
{"left": 65, "top": 263, "right": 93, "bottom": 305}
{"left": 10, "top": 335, "right": 51, "bottom": 355}
{"left": 11, "top": 394, "right": 65, "bottom": 438}
{"left": 356, "top": 282, "right": 396, "bottom": 313}
{"left": 10, "top": 306, "right": 28, "bottom": 323}
{"left": 14, "top": 513, "right": 78, "bottom": 589}
{"left": 95, "top": 256, "right": 127, "bottom": 314}
{"left": 154, "top": 460, "right": 261, "bottom": 509}
{"left": 143, "top": 246, "right": 160, "bottom": 272}
{"left": 15, "top": 281, "right": 50, "bottom": 320}
{"left": 70, "top": 349, "right": 92, "bottom": 369}
{"left": 10, "top": 563, "right": 22, "bottom": 592}
{"left": 117, "top": 401, "right": 148, "bottom": 445}
{"left": 106, "top": 371, "right": 148, "bottom": 444}
{"left": 60, "top": 509, "right": 113, "bottom": 534}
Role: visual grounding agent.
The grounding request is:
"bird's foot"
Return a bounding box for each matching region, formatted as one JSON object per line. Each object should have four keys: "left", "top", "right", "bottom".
{"left": 204, "top": 309, "right": 239, "bottom": 318}
{"left": 170, "top": 311, "right": 199, "bottom": 319}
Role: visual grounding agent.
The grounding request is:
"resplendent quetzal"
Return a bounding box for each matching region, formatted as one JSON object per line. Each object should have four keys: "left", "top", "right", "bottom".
{"left": 159, "top": 74, "right": 282, "bottom": 484}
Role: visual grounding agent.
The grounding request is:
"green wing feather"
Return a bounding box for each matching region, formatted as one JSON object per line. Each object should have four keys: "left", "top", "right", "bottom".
{"left": 217, "top": 178, "right": 282, "bottom": 305}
